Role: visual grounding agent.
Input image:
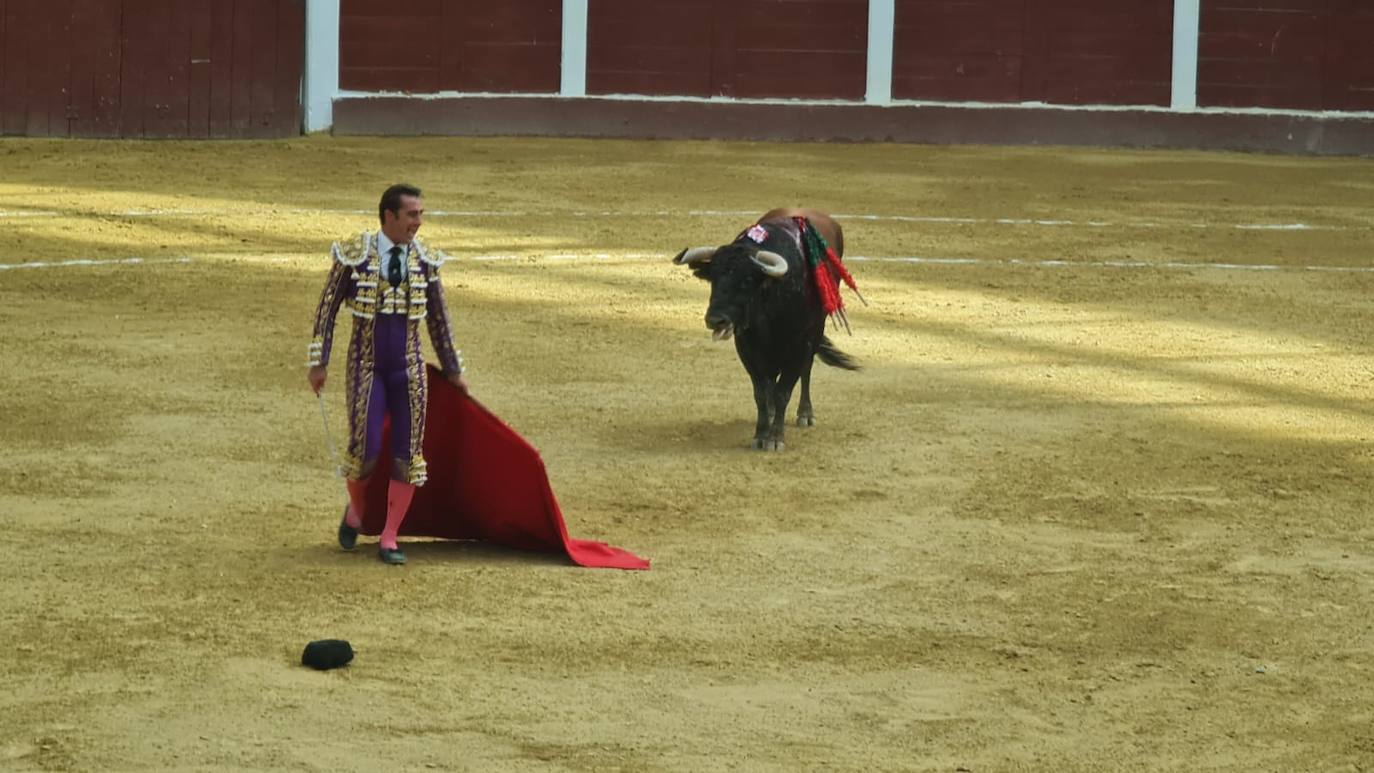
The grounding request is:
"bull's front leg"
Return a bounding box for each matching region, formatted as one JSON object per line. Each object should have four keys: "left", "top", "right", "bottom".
{"left": 764, "top": 370, "right": 803, "bottom": 452}
{"left": 750, "top": 373, "right": 776, "bottom": 450}
{"left": 796, "top": 354, "right": 816, "bottom": 427}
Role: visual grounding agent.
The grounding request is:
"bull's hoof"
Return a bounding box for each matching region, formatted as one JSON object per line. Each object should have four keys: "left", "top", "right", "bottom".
{"left": 751, "top": 438, "right": 785, "bottom": 452}
{"left": 796, "top": 414, "right": 816, "bottom": 428}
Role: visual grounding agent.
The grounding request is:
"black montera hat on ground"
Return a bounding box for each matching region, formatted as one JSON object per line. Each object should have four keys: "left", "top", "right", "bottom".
{"left": 301, "top": 639, "right": 354, "bottom": 670}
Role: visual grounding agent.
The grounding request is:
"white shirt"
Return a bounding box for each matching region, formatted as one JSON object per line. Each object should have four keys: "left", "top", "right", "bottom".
{"left": 375, "top": 231, "right": 409, "bottom": 284}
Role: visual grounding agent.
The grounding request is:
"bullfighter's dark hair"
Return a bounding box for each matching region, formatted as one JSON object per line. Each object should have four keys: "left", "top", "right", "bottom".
{"left": 379, "top": 183, "right": 422, "bottom": 225}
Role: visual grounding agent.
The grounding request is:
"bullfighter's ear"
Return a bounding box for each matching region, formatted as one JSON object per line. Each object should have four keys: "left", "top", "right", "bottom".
{"left": 673, "top": 247, "right": 716, "bottom": 265}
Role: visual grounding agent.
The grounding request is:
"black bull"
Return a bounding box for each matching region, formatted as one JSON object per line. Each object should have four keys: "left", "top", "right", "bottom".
{"left": 673, "top": 208, "right": 859, "bottom": 451}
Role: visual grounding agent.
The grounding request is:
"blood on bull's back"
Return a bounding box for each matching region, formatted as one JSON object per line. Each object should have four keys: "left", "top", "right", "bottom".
{"left": 756, "top": 207, "right": 845, "bottom": 258}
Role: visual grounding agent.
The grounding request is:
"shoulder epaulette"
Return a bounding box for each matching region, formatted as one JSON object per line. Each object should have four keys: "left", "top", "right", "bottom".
{"left": 331, "top": 231, "right": 372, "bottom": 267}
{"left": 415, "top": 237, "right": 448, "bottom": 268}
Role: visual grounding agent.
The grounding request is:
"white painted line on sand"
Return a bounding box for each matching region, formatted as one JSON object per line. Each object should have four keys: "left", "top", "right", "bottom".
{"left": 0, "top": 257, "right": 193, "bottom": 271}
{"left": 0, "top": 206, "right": 1366, "bottom": 233}
{"left": 3, "top": 253, "right": 1371, "bottom": 274}
{"left": 472, "top": 252, "right": 1374, "bottom": 273}
{"left": 844, "top": 255, "right": 1374, "bottom": 272}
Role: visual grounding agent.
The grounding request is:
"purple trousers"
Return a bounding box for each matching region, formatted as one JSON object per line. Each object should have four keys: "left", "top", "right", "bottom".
{"left": 362, "top": 313, "right": 412, "bottom": 477}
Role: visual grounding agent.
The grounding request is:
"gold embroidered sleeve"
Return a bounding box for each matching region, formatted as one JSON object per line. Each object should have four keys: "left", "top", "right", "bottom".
{"left": 425, "top": 265, "right": 463, "bottom": 376}
{"left": 308, "top": 257, "right": 351, "bottom": 367}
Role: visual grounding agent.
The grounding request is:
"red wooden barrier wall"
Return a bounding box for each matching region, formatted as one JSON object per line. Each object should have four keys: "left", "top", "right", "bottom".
{"left": 1198, "top": 0, "right": 1374, "bottom": 111}
{"left": 6, "top": 0, "right": 1370, "bottom": 137}
{"left": 891, "top": 0, "right": 1173, "bottom": 106}
{"left": 338, "top": 0, "right": 561, "bottom": 93}
{"left": 0, "top": 0, "right": 303, "bottom": 138}
{"left": 585, "top": 0, "right": 714, "bottom": 97}
{"left": 586, "top": 0, "right": 868, "bottom": 99}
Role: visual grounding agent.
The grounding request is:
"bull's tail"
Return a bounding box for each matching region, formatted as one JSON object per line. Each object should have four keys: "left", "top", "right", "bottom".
{"left": 817, "top": 336, "right": 860, "bottom": 371}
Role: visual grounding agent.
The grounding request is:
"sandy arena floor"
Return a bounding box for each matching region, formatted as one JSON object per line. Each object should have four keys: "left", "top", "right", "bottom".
{"left": 1, "top": 136, "right": 1372, "bottom": 771}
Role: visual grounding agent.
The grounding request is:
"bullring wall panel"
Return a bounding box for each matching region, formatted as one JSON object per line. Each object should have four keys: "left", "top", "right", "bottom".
{"left": 1198, "top": 0, "right": 1374, "bottom": 111}
{"left": 339, "top": 0, "right": 560, "bottom": 94}
{"left": 0, "top": 1, "right": 5, "bottom": 134}
{"left": 586, "top": 0, "right": 866, "bottom": 100}
{"left": 586, "top": 0, "right": 715, "bottom": 97}
{"left": 728, "top": 0, "right": 867, "bottom": 99}
{"left": 1324, "top": 4, "right": 1374, "bottom": 111}
{"left": 0, "top": 0, "right": 302, "bottom": 138}
{"left": 892, "top": 0, "right": 1172, "bottom": 106}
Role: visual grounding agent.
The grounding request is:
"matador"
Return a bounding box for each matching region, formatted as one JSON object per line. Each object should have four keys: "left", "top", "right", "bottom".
{"left": 307, "top": 183, "right": 466, "bottom": 565}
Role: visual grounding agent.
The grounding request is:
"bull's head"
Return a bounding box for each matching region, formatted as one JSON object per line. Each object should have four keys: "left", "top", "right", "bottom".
{"left": 673, "top": 244, "right": 788, "bottom": 340}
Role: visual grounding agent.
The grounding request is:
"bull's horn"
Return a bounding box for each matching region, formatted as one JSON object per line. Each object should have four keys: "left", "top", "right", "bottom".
{"left": 673, "top": 247, "right": 716, "bottom": 265}
{"left": 751, "top": 250, "right": 788, "bottom": 277}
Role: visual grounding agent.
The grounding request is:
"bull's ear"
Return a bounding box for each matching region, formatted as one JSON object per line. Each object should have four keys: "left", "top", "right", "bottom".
{"left": 673, "top": 247, "right": 716, "bottom": 266}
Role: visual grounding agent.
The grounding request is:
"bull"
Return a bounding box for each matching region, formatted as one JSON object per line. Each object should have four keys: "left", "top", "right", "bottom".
{"left": 673, "top": 207, "right": 860, "bottom": 451}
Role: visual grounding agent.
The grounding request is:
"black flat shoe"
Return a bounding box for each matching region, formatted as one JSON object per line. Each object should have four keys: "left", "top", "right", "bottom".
{"left": 379, "top": 547, "right": 406, "bottom": 565}
{"left": 337, "top": 507, "right": 358, "bottom": 551}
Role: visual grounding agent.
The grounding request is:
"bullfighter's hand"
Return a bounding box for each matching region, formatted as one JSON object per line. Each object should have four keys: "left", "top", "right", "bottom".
{"left": 308, "top": 365, "right": 327, "bottom": 394}
{"left": 447, "top": 372, "right": 469, "bottom": 394}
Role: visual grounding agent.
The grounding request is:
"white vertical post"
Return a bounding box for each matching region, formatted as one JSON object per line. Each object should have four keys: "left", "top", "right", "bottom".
{"left": 303, "top": 0, "right": 341, "bottom": 132}
{"left": 1171, "top": 0, "right": 1200, "bottom": 110}
{"left": 561, "top": 0, "right": 588, "bottom": 96}
{"left": 866, "top": 0, "right": 895, "bottom": 104}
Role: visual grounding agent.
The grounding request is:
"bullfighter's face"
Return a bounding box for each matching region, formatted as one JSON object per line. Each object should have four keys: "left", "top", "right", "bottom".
{"left": 382, "top": 194, "right": 424, "bottom": 244}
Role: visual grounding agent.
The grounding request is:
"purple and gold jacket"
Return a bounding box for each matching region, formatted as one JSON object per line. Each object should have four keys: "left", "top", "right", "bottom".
{"left": 307, "top": 231, "right": 462, "bottom": 484}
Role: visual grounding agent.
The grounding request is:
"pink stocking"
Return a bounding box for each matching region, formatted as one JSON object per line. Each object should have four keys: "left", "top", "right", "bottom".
{"left": 379, "top": 480, "right": 416, "bottom": 551}
{"left": 344, "top": 479, "right": 369, "bottom": 529}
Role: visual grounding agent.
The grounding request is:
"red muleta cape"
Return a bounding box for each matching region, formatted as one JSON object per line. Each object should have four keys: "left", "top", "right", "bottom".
{"left": 357, "top": 365, "right": 649, "bottom": 570}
